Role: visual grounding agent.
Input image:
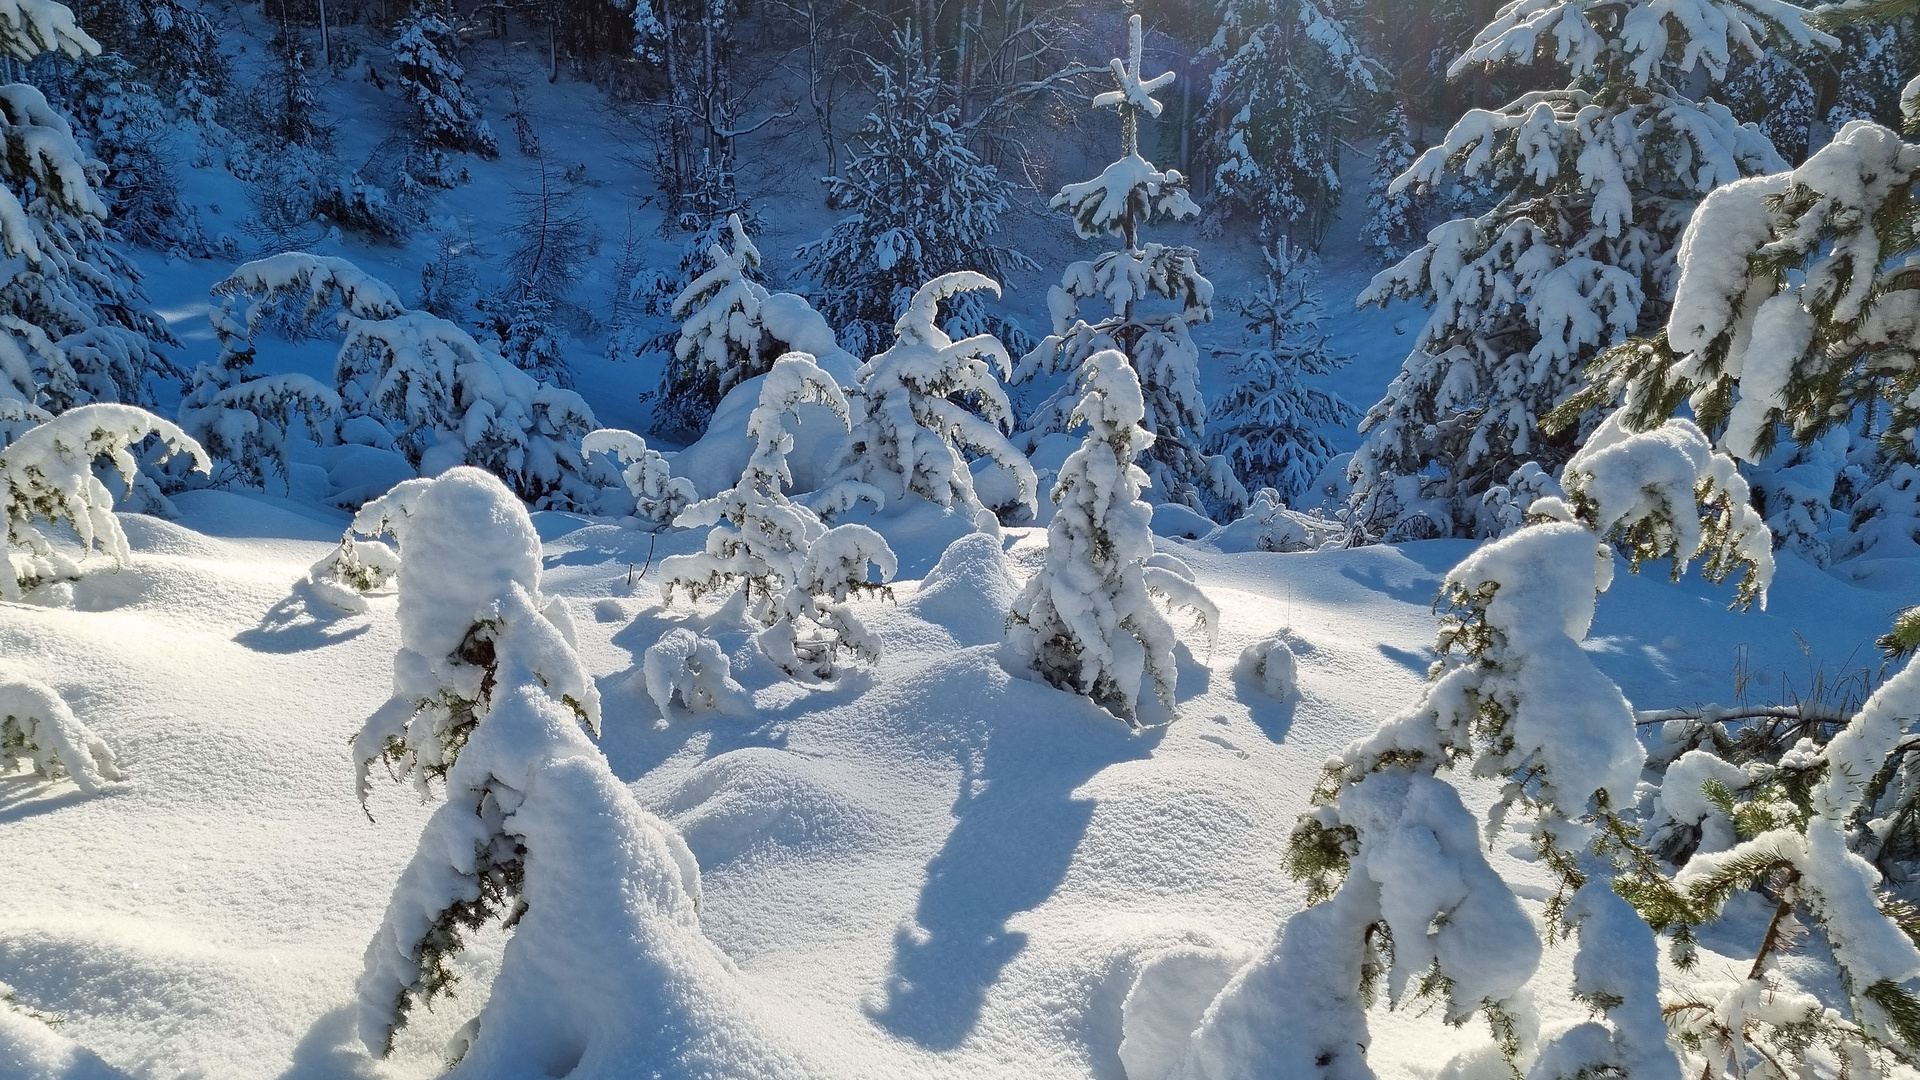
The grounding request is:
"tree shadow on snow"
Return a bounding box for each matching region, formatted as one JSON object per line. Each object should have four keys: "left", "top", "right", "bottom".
{"left": 275, "top": 1005, "right": 384, "bottom": 1080}
{"left": 1230, "top": 668, "right": 1300, "bottom": 744}
{"left": 232, "top": 582, "right": 369, "bottom": 653}
{"left": 1337, "top": 560, "right": 1445, "bottom": 608}
{"left": 867, "top": 682, "right": 1158, "bottom": 1050}
{"left": 0, "top": 774, "right": 91, "bottom": 823}
{"left": 1377, "top": 643, "right": 1433, "bottom": 675}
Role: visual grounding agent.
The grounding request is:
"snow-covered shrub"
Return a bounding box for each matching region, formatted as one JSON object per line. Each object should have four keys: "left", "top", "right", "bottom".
{"left": 1204, "top": 241, "right": 1356, "bottom": 508}
{"left": 662, "top": 353, "right": 898, "bottom": 679}
{"left": 1016, "top": 16, "right": 1245, "bottom": 522}
{"left": 2, "top": 403, "right": 206, "bottom": 600}
{"left": 391, "top": 15, "right": 499, "bottom": 159}
{"left": 826, "top": 271, "right": 1035, "bottom": 521}
{"left": 0, "top": 670, "right": 121, "bottom": 793}
{"left": 796, "top": 38, "right": 1034, "bottom": 359}
{"left": 652, "top": 214, "right": 852, "bottom": 442}
{"left": 580, "top": 428, "right": 694, "bottom": 528}
{"left": 353, "top": 467, "right": 784, "bottom": 1076}
{"left": 1205, "top": 488, "right": 1342, "bottom": 553}
{"left": 1475, "top": 460, "right": 1565, "bottom": 539}
{"left": 1003, "top": 349, "right": 1211, "bottom": 726}
{"left": 177, "top": 310, "right": 340, "bottom": 492}
{"left": 1348, "top": 0, "right": 1830, "bottom": 540}
{"left": 1203, "top": 0, "right": 1378, "bottom": 243}
{"left": 211, "top": 253, "right": 599, "bottom": 507}
{"left": 1235, "top": 633, "right": 1298, "bottom": 701}
{"left": 643, "top": 628, "right": 751, "bottom": 719}
{"left": 306, "top": 535, "right": 400, "bottom": 614}
{"left": 1181, "top": 415, "right": 1774, "bottom": 1078}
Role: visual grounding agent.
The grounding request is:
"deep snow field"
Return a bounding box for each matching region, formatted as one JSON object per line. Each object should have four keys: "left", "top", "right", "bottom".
{"left": 3, "top": 8, "right": 1918, "bottom": 1078}
{"left": 1, "top": 484, "right": 1909, "bottom": 1079}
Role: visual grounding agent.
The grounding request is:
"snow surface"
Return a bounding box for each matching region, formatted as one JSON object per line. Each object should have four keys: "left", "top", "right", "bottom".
{"left": 2, "top": 479, "right": 1909, "bottom": 1078}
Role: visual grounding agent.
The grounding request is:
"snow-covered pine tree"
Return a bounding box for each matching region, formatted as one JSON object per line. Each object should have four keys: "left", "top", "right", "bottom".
{"left": 0, "top": 1, "right": 181, "bottom": 420}
{"left": 352, "top": 467, "right": 795, "bottom": 1076}
{"left": 2, "top": 403, "right": 207, "bottom": 600}
{"left": 1720, "top": 49, "right": 1819, "bottom": 164}
{"left": 1361, "top": 103, "right": 1420, "bottom": 262}
{"left": 795, "top": 36, "right": 1033, "bottom": 360}
{"left": 1002, "top": 349, "right": 1214, "bottom": 727}
{"left": 391, "top": 14, "right": 500, "bottom": 160}
{"left": 1, "top": 669, "right": 121, "bottom": 793}
{"left": 1204, "top": 240, "right": 1358, "bottom": 507}
{"left": 580, "top": 427, "right": 695, "bottom": 528}
{"left": 173, "top": 297, "right": 339, "bottom": 492}
{"left": 480, "top": 293, "right": 569, "bottom": 388}
{"left": 1203, "top": 0, "right": 1378, "bottom": 244}
{"left": 211, "top": 253, "right": 600, "bottom": 507}
{"left": 1346, "top": 0, "right": 1831, "bottom": 541}
{"left": 1573, "top": 115, "right": 1920, "bottom": 564}
{"left": 651, "top": 213, "right": 846, "bottom": 443}
{"left": 1016, "top": 15, "right": 1246, "bottom": 521}
{"left": 1180, "top": 413, "right": 1774, "bottom": 1079}
{"left": 825, "top": 271, "right": 1036, "bottom": 522}
{"left": 661, "top": 353, "right": 898, "bottom": 679}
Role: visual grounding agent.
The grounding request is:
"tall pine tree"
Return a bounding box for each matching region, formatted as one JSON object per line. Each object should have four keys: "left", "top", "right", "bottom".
{"left": 1204, "top": 0, "right": 1378, "bottom": 245}
{"left": 1345, "top": 0, "right": 1830, "bottom": 540}
{"left": 1016, "top": 15, "right": 1245, "bottom": 520}
{"left": 796, "top": 35, "right": 1033, "bottom": 360}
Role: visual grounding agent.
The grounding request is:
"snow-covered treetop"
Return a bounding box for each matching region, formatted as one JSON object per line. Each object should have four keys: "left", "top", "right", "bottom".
{"left": 743, "top": 352, "right": 851, "bottom": 495}
{"left": 1094, "top": 14, "right": 1175, "bottom": 139}
{"left": 213, "top": 253, "right": 407, "bottom": 344}
{"left": 1073, "top": 346, "right": 1155, "bottom": 457}
{"left": 671, "top": 214, "right": 761, "bottom": 321}
{"left": 1052, "top": 15, "right": 1197, "bottom": 244}
{"left": 1452, "top": 0, "right": 1834, "bottom": 85}
{"left": 836, "top": 271, "right": 1037, "bottom": 518}
{"left": 0, "top": 0, "right": 97, "bottom": 63}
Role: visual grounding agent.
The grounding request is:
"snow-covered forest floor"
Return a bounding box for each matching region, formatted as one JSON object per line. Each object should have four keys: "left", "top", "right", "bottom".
{"left": 6, "top": 485, "right": 1905, "bottom": 1078}
{"left": 6, "top": 0, "right": 1920, "bottom": 1077}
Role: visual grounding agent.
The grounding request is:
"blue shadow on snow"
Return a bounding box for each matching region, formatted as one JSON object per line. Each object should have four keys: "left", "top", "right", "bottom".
{"left": 866, "top": 681, "right": 1158, "bottom": 1050}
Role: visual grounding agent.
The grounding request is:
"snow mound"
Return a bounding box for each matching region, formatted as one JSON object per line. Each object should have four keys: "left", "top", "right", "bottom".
{"left": 659, "top": 747, "right": 887, "bottom": 869}
{"left": 0, "top": 1005, "right": 128, "bottom": 1080}
{"left": 907, "top": 532, "right": 1016, "bottom": 645}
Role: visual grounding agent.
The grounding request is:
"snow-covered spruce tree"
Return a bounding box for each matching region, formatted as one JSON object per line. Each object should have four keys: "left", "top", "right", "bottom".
{"left": 211, "top": 253, "right": 599, "bottom": 507}
{"left": 1204, "top": 241, "right": 1358, "bottom": 507}
{"left": 1625, "top": 650, "right": 1920, "bottom": 1078}
{"left": 661, "top": 353, "right": 898, "bottom": 679}
{"left": 1002, "top": 349, "right": 1215, "bottom": 727}
{"left": 1346, "top": 0, "right": 1830, "bottom": 541}
{"left": 651, "top": 213, "right": 846, "bottom": 443}
{"left": 1572, "top": 116, "right": 1920, "bottom": 565}
{"left": 2, "top": 403, "right": 207, "bottom": 600}
{"left": 823, "top": 271, "right": 1036, "bottom": 522}
{"left": 1, "top": 669, "right": 121, "bottom": 793}
{"left": 353, "top": 467, "right": 797, "bottom": 1077}
{"left": 176, "top": 300, "right": 338, "bottom": 492}
{"left": 579, "top": 427, "right": 695, "bottom": 528}
{"left": 1179, "top": 414, "right": 1773, "bottom": 1080}
{"left": 1361, "top": 104, "right": 1420, "bottom": 263}
{"left": 0, "top": 8, "right": 180, "bottom": 417}
{"left": 1203, "top": 0, "right": 1378, "bottom": 243}
{"left": 795, "top": 38, "right": 1034, "bottom": 360}
{"left": 391, "top": 14, "right": 499, "bottom": 160}
{"left": 1016, "top": 16, "right": 1245, "bottom": 521}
